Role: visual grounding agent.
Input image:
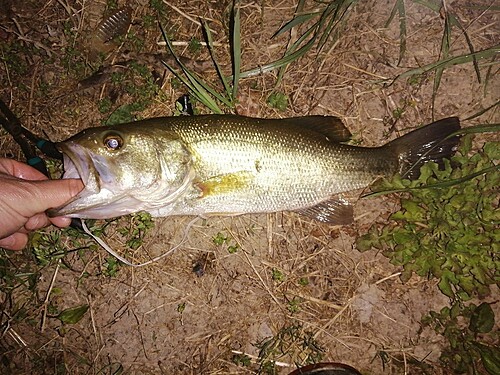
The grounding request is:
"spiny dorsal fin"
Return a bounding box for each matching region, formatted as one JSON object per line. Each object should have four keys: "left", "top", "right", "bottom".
{"left": 295, "top": 198, "right": 354, "bottom": 225}
{"left": 289, "top": 116, "right": 351, "bottom": 142}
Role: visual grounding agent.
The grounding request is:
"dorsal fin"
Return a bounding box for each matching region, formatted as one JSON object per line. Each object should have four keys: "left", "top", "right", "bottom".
{"left": 290, "top": 116, "right": 351, "bottom": 142}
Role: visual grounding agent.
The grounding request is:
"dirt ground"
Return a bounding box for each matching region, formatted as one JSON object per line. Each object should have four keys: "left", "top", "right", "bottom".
{"left": 0, "top": 0, "right": 498, "bottom": 374}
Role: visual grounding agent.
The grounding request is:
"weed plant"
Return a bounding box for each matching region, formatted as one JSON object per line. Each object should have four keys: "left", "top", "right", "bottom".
{"left": 357, "top": 135, "right": 499, "bottom": 301}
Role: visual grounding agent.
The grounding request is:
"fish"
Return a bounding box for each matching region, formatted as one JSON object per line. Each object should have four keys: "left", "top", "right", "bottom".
{"left": 48, "top": 115, "right": 461, "bottom": 224}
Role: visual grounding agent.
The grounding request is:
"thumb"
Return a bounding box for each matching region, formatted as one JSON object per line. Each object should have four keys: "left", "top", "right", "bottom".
{"left": 25, "top": 178, "right": 84, "bottom": 215}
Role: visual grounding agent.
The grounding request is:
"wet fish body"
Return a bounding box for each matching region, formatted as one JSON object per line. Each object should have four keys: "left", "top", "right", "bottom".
{"left": 51, "top": 115, "right": 460, "bottom": 224}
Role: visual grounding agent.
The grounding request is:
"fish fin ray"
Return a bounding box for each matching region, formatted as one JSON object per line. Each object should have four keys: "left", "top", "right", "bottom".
{"left": 196, "top": 171, "right": 253, "bottom": 197}
{"left": 295, "top": 198, "right": 354, "bottom": 225}
{"left": 288, "top": 116, "right": 352, "bottom": 142}
{"left": 387, "top": 117, "right": 461, "bottom": 179}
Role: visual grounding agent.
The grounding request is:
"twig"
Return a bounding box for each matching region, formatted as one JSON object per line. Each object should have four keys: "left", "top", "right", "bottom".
{"left": 293, "top": 292, "right": 344, "bottom": 310}
{"left": 161, "top": 1, "right": 218, "bottom": 34}
{"left": 41, "top": 259, "right": 61, "bottom": 332}
{"left": 375, "top": 272, "right": 402, "bottom": 285}
{"left": 157, "top": 40, "right": 223, "bottom": 47}
{"left": 243, "top": 251, "right": 282, "bottom": 307}
{"left": 313, "top": 298, "right": 352, "bottom": 340}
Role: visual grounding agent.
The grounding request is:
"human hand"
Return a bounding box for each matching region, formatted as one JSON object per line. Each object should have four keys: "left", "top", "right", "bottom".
{"left": 0, "top": 158, "right": 83, "bottom": 250}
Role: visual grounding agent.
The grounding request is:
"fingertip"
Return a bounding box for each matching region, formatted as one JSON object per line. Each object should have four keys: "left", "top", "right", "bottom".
{"left": 0, "top": 233, "right": 28, "bottom": 251}
{"left": 25, "top": 213, "right": 50, "bottom": 231}
{"left": 50, "top": 216, "right": 73, "bottom": 228}
{"left": 66, "top": 178, "right": 85, "bottom": 195}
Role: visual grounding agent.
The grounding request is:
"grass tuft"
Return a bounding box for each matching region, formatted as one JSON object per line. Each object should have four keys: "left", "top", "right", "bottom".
{"left": 240, "top": 0, "right": 359, "bottom": 80}
{"left": 159, "top": 0, "right": 242, "bottom": 113}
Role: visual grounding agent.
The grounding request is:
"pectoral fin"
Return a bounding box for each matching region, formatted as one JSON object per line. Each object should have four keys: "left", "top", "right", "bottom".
{"left": 295, "top": 198, "right": 354, "bottom": 225}
{"left": 195, "top": 171, "right": 253, "bottom": 197}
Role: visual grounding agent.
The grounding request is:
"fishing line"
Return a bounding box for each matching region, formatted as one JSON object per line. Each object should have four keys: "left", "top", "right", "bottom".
{"left": 81, "top": 217, "right": 198, "bottom": 267}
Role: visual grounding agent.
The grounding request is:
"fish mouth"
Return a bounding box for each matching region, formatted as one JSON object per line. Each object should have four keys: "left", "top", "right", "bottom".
{"left": 60, "top": 143, "right": 91, "bottom": 186}
{"left": 47, "top": 142, "right": 100, "bottom": 217}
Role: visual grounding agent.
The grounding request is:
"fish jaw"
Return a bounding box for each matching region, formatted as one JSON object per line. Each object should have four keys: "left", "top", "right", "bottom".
{"left": 60, "top": 142, "right": 98, "bottom": 193}
{"left": 48, "top": 142, "right": 136, "bottom": 218}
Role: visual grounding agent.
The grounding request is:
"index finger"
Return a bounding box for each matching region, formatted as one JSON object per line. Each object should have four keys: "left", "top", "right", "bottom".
{"left": 0, "top": 158, "right": 48, "bottom": 181}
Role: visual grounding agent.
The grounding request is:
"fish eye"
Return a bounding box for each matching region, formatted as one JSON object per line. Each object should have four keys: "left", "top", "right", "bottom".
{"left": 103, "top": 134, "right": 123, "bottom": 150}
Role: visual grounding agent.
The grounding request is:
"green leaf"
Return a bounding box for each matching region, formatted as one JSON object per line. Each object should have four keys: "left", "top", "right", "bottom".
{"left": 473, "top": 343, "right": 500, "bottom": 375}
{"left": 57, "top": 304, "right": 89, "bottom": 324}
{"left": 484, "top": 142, "right": 500, "bottom": 160}
{"left": 267, "top": 92, "right": 288, "bottom": 111}
{"left": 356, "top": 233, "right": 376, "bottom": 251}
{"left": 438, "top": 271, "right": 455, "bottom": 298}
{"left": 392, "top": 230, "right": 413, "bottom": 245}
{"left": 105, "top": 103, "right": 141, "bottom": 125}
{"left": 469, "top": 302, "right": 495, "bottom": 333}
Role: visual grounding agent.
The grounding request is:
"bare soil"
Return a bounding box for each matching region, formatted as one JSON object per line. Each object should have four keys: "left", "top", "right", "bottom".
{"left": 0, "top": 1, "right": 498, "bottom": 374}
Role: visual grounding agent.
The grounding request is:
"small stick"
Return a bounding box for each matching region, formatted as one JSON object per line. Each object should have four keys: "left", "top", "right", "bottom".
{"left": 41, "top": 259, "right": 61, "bottom": 332}
{"left": 161, "top": 1, "right": 218, "bottom": 34}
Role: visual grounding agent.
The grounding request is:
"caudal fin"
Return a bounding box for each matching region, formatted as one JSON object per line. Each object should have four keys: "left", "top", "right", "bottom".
{"left": 386, "top": 117, "right": 461, "bottom": 179}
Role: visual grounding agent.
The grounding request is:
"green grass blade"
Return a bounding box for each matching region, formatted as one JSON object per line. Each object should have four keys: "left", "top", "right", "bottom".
{"left": 317, "top": 0, "right": 358, "bottom": 54}
{"left": 183, "top": 68, "right": 233, "bottom": 110}
{"left": 274, "top": 0, "right": 325, "bottom": 84}
{"left": 364, "top": 164, "right": 500, "bottom": 198}
{"left": 464, "top": 100, "right": 499, "bottom": 121}
{"left": 414, "top": 0, "right": 481, "bottom": 83}
{"left": 242, "top": 0, "right": 358, "bottom": 80}
{"left": 272, "top": 12, "right": 319, "bottom": 38}
{"left": 385, "top": 0, "right": 399, "bottom": 27}
{"left": 202, "top": 20, "right": 232, "bottom": 101}
{"left": 162, "top": 60, "right": 223, "bottom": 114}
{"left": 240, "top": 28, "right": 319, "bottom": 78}
{"left": 432, "top": 11, "right": 451, "bottom": 116}
{"left": 387, "top": 0, "right": 407, "bottom": 65}
{"left": 315, "top": 2, "right": 341, "bottom": 52}
{"left": 231, "top": 1, "right": 241, "bottom": 102}
{"left": 388, "top": 45, "right": 500, "bottom": 83}
{"left": 457, "top": 22, "right": 481, "bottom": 84}
{"left": 483, "top": 62, "right": 498, "bottom": 96}
{"left": 412, "top": 0, "right": 441, "bottom": 12}
{"left": 454, "top": 122, "right": 500, "bottom": 135}
{"left": 159, "top": 24, "right": 224, "bottom": 113}
{"left": 275, "top": 21, "right": 320, "bottom": 84}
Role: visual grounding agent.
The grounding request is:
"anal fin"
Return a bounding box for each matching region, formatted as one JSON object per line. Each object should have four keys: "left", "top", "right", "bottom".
{"left": 295, "top": 198, "right": 354, "bottom": 225}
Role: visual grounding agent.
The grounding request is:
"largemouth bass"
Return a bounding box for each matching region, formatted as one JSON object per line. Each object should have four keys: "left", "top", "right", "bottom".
{"left": 49, "top": 115, "right": 460, "bottom": 224}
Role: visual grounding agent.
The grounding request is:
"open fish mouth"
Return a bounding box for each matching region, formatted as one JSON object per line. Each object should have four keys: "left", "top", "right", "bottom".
{"left": 61, "top": 147, "right": 88, "bottom": 184}
{"left": 58, "top": 142, "right": 97, "bottom": 192}
{"left": 47, "top": 142, "right": 100, "bottom": 217}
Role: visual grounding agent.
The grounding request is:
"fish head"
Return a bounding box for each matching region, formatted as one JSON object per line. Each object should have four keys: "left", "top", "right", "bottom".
{"left": 49, "top": 125, "right": 193, "bottom": 219}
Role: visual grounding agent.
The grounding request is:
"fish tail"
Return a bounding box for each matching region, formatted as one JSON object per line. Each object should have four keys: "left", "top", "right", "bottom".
{"left": 387, "top": 117, "right": 461, "bottom": 179}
